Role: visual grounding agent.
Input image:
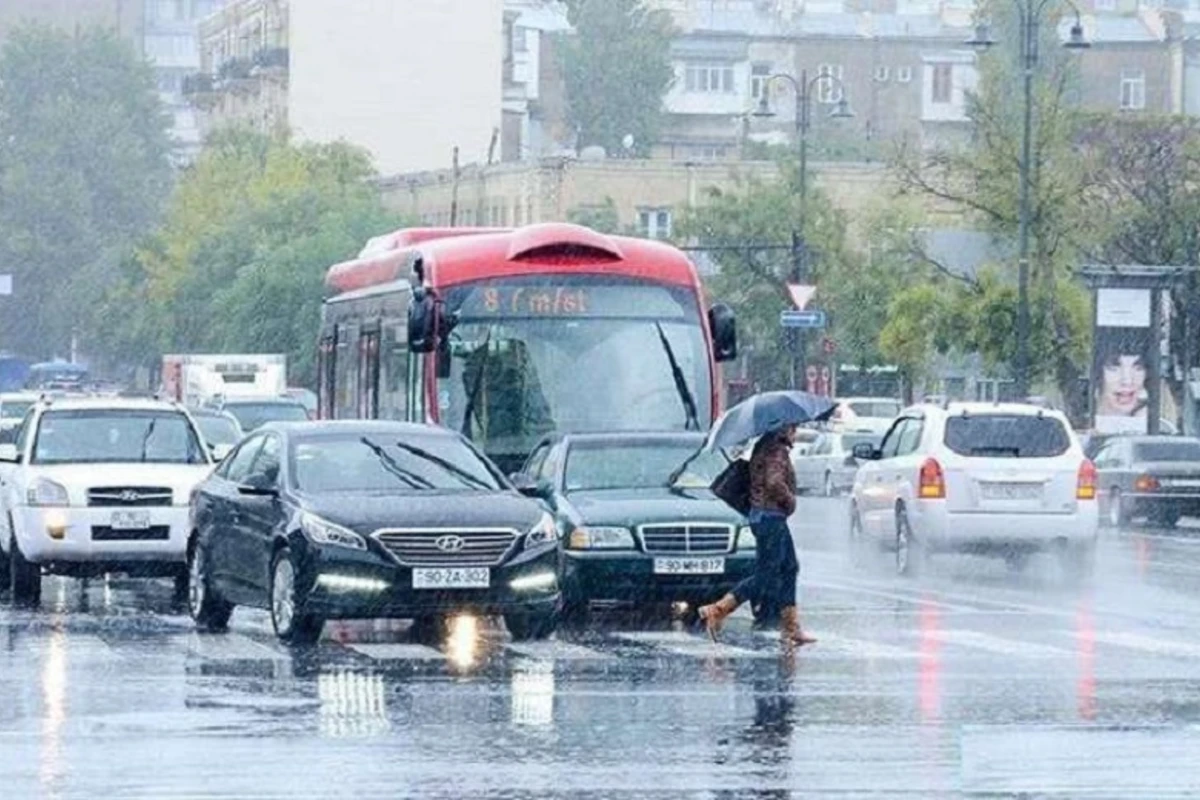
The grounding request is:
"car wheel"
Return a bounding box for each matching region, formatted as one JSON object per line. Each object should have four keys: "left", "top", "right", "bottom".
{"left": 895, "top": 509, "right": 922, "bottom": 578}
{"left": 1108, "top": 489, "right": 1129, "bottom": 529}
{"left": 505, "top": 609, "right": 557, "bottom": 641}
{"left": 188, "top": 538, "right": 233, "bottom": 632}
{"left": 823, "top": 472, "right": 835, "bottom": 498}
{"left": 270, "top": 547, "right": 323, "bottom": 645}
{"left": 9, "top": 536, "right": 40, "bottom": 606}
{"left": 0, "top": 522, "right": 11, "bottom": 595}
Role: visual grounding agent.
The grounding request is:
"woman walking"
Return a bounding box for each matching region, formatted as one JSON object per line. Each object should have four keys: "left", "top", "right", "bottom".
{"left": 699, "top": 424, "right": 816, "bottom": 649}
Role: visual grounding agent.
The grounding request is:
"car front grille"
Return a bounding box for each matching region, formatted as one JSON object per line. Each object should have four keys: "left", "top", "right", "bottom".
{"left": 88, "top": 486, "right": 173, "bottom": 507}
{"left": 638, "top": 523, "right": 734, "bottom": 555}
{"left": 372, "top": 529, "right": 519, "bottom": 567}
{"left": 91, "top": 525, "right": 171, "bottom": 541}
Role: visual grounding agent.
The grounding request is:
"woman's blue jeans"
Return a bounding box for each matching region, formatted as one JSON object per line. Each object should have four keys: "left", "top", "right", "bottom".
{"left": 731, "top": 509, "right": 798, "bottom": 610}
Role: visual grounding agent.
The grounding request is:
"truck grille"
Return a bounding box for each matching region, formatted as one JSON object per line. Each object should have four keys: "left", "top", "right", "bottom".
{"left": 638, "top": 523, "right": 734, "bottom": 555}
{"left": 372, "top": 529, "right": 518, "bottom": 567}
{"left": 88, "top": 487, "right": 173, "bottom": 507}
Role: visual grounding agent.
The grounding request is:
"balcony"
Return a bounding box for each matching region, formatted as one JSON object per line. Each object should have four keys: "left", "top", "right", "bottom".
{"left": 251, "top": 47, "right": 289, "bottom": 78}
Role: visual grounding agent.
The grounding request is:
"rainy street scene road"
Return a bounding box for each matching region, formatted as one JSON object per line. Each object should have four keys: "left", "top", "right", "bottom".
{"left": 4, "top": 500, "right": 1199, "bottom": 799}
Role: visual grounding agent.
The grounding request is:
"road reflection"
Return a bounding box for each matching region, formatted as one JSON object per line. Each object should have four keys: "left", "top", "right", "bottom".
{"left": 917, "top": 597, "right": 942, "bottom": 725}
{"left": 40, "top": 624, "right": 67, "bottom": 799}
{"left": 510, "top": 659, "right": 555, "bottom": 727}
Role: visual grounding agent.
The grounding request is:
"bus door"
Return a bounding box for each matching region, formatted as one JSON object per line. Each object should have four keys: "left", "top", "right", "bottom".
{"left": 317, "top": 335, "right": 335, "bottom": 420}
{"left": 358, "top": 324, "right": 380, "bottom": 419}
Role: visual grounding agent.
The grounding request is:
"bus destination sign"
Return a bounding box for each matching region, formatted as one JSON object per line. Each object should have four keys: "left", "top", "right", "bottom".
{"left": 457, "top": 282, "right": 689, "bottom": 320}
{"left": 480, "top": 286, "right": 589, "bottom": 316}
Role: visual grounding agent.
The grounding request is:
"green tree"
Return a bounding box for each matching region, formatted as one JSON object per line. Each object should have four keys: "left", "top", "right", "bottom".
{"left": 893, "top": 1, "right": 1092, "bottom": 410}
{"left": 560, "top": 0, "right": 675, "bottom": 157}
{"left": 0, "top": 24, "right": 171, "bottom": 359}
{"left": 95, "top": 130, "right": 403, "bottom": 386}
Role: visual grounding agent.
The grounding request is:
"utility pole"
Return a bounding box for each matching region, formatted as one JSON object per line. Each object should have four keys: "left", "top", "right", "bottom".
{"left": 449, "top": 146, "right": 461, "bottom": 227}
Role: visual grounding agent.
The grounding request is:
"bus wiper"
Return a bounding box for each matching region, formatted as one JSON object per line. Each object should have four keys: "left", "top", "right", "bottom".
{"left": 360, "top": 437, "right": 434, "bottom": 490}
{"left": 655, "top": 322, "right": 699, "bottom": 431}
{"left": 140, "top": 418, "right": 157, "bottom": 462}
{"left": 389, "top": 440, "right": 494, "bottom": 490}
{"left": 460, "top": 327, "right": 494, "bottom": 437}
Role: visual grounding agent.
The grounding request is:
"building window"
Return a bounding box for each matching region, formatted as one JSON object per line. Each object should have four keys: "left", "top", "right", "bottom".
{"left": 896, "top": 66, "right": 913, "bottom": 83}
{"left": 1120, "top": 69, "right": 1146, "bottom": 110}
{"left": 815, "top": 64, "right": 844, "bottom": 104}
{"left": 931, "top": 63, "right": 953, "bottom": 104}
{"left": 696, "top": 145, "right": 728, "bottom": 160}
{"left": 874, "top": 65, "right": 889, "bottom": 82}
{"left": 513, "top": 26, "right": 529, "bottom": 53}
{"left": 751, "top": 63, "right": 772, "bottom": 99}
{"left": 685, "top": 63, "right": 735, "bottom": 94}
{"left": 639, "top": 208, "right": 673, "bottom": 240}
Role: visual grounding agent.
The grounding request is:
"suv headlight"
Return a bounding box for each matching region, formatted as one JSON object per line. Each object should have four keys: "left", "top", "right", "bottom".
{"left": 300, "top": 512, "right": 366, "bottom": 551}
{"left": 525, "top": 512, "right": 559, "bottom": 549}
{"left": 736, "top": 526, "right": 755, "bottom": 550}
{"left": 568, "top": 526, "right": 634, "bottom": 550}
{"left": 27, "top": 478, "right": 69, "bottom": 507}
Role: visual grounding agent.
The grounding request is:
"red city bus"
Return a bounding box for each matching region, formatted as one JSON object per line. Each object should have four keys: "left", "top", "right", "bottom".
{"left": 318, "top": 223, "right": 737, "bottom": 473}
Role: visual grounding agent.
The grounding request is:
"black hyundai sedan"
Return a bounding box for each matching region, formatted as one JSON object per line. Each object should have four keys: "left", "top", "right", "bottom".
{"left": 513, "top": 432, "right": 756, "bottom": 622}
{"left": 186, "top": 421, "right": 561, "bottom": 644}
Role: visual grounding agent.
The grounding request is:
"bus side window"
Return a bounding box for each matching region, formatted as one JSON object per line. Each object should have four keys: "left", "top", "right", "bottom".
{"left": 335, "top": 323, "right": 358, "bottom": 419}
{"left": 379, "top": 320, "right": 409, "bottom": 421}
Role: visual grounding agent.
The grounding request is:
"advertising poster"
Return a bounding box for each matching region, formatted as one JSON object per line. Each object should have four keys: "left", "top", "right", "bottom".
{"left": 1093, "top": 289, "right": 1151, "bottom": 434}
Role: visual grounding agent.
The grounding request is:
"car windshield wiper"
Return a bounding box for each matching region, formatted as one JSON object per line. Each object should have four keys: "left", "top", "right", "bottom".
{"left": 389, "top": 439, "right": 494, "bottom": 490}
{"left": 360, "top": 437, "right": 435, "bottom": 490}
{"left": 139, "top": 418, "right": 157, "bottom": 462}
{"left": 460, "top": 327, "right": 494, "bottom": 437}
{"left": 655, "top": 322, "right": 699, "bottom": 432}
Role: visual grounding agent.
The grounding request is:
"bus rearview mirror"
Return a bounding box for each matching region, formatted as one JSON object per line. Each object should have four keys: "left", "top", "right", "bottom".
{"left": 709, "top": 303, "right": 737, "bottom": 362}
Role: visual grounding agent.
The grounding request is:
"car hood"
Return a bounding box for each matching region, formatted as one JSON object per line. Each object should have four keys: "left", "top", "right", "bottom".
{"left": 564, "top": 487, "right": 744, "bottom": 528}
{"left": 297, "top": 490, "right": 545, "bottom": 535}
{"left": 26, "top": 462, "right": 214, "bottom": 505}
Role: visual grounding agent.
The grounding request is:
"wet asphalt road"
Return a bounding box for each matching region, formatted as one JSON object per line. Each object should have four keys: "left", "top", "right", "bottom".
{"left": 3, "top": 499, "right": 1200, "bottom": 798}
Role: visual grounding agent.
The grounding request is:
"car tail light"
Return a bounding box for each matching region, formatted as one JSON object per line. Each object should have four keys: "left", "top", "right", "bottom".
{"left": 918, "top": 458, "right": 945, "bottom": 499}
{"left": 1133, "top": 473, "right": 1159, "bottom": 493}
{"left": 1077, "top": 460, "right": 1097, "bottom": 500}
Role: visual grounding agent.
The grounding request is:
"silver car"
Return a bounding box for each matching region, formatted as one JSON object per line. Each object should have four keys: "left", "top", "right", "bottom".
{"left": 793, "top": 430, "right": 883, "bottom": 497}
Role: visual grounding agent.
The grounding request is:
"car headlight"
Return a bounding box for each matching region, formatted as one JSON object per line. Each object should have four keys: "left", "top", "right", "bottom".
{"left": 737, "top": 526, "right": 755, "bottom": 550}
{"left": 300, "top": 512, "right": 367, "bottom": 551}
{"left": 525, "top": 512, "right": 559, "bottom": 549}
{"left": 27, "top": 478, "right": 69, "bottom": 507}
{"left": 568, "top": 526, "right": 634, "bottom": 550}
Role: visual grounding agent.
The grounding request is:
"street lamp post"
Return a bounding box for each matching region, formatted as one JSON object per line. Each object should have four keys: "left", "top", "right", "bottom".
{"left": 756, "top": 71, "right": 853, "bottom": 388}
{"left": 968, "top": 3, "right": 1089, "bottom": 398}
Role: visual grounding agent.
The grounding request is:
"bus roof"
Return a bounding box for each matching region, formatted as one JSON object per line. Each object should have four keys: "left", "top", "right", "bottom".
{"left": 324, "top": 223, "right": 701, "bottom": 296}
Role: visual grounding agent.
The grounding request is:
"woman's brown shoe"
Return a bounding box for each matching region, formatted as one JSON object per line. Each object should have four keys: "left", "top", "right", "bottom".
{"left": 780, "top": 606, "right": 817, "bottom": 648}
{"left": 698, "top": 593, "right": 739, "bottom": 642}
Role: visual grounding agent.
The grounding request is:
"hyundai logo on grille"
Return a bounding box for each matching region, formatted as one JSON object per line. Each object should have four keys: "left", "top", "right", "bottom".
{"left": 435, "top": 535, "right": 466, "bottom": 552}
{"left": 120, "top": 490, "right": 142, "bottom": 502}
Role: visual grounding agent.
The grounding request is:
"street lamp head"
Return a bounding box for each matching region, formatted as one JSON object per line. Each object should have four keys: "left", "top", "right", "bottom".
{"left": 966, "top": 22, "right": 996, "bottom": 48}
{"left": 753, "top": 92, "right": 775, "bottom": 118}
{"left": 829, "top": 97, "right": 854, "bottom": 119}
{"left": 1064, "top": 19, "right": 1090, "bottom": 49}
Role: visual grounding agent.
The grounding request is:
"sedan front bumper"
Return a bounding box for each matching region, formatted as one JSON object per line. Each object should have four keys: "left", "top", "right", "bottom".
{"left": 562, "top": 549, "right": 756, "bottom": 605}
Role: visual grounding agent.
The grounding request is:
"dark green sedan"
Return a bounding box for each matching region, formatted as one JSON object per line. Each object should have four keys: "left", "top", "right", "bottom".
{"left": 513, "top": 432, "right": 756, "bottom": 622}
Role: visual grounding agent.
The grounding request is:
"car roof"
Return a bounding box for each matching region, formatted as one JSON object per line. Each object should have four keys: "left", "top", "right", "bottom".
{"left": 221, "top": 396, "right": 305, "bottom": 405}
{"left": 37, "top": 396, "right": 187, "bottom": 413}
{"left": 559, "top": 431, "right": 708, "bottom": 447}
{"left": 260, "top": 420, "right": 458, "bottom": 437}
{"left": 907, "top": 401, "right": 1069, "bottom": 418}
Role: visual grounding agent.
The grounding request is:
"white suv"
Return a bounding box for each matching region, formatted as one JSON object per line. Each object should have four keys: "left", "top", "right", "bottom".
{"left": 848, "top": 402, "right": 1098, "bottom": 578}
{"left": 0, "top": 396, "right": 214, "bottom": 603}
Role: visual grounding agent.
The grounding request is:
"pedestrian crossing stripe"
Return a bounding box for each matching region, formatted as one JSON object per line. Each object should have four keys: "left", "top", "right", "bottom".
{"left": 505, "top": 641, "right": 614, "bottom": 661}
{"left": 757, "top": 630, "right": 919, "bottom": 660}
{"left": 614, "top": 631, "right": 776, "bottom": 659}
{"left": 174, "top": 632, "right": 289, "bottom": 661}
{"left": 345, "top": 643, "right": 445, "bottom": 661}
{"left": 1092, "top": 631, "right": 1200, "bottom": 659}
{"left": 928, "top": 630, "right": 1071, "bottom": 658}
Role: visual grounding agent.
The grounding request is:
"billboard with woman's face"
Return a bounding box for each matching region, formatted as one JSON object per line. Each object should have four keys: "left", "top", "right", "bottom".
{"left": 1093, "top": 289, "right": 1151, "bottom": 434}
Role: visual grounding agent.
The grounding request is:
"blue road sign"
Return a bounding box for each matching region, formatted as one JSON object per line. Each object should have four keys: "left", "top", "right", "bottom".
{"left": 780, "top": 309, "right": 826, "bottom": 329}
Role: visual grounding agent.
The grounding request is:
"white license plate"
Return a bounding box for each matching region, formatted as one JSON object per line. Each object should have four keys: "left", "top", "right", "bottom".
{"left": 412, "top": 567, "right": 490, "bottom": 589}
{"left": 653, "top": 557, "right": 725, "bottom": 575}
{"left": 981, "top": 483, "right": 1041, "bottom": 501}
{"left": 110, "top": 510, "right": 151, "bottom": 530}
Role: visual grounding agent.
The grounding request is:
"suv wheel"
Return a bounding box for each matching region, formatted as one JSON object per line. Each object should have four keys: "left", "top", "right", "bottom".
{"left": 823, "top": 472, "right": 835, "bottom": 498}
{"left": 270, "top": 547, "right": 323, "bottom": 645}
{"left": 9, "top": 537, "right": 40, "bottom": 606}
{"left": 188, "top": 539, "right": 233, "bottom": 632}
{"left": 895, "top": 510, "right": 923, "bottom": 578}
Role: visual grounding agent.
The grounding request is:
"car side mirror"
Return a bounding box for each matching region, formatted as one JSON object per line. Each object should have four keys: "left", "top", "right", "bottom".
{"left": 238, "top": 473, "right": 278, "bottom": 496}
{"left": 0, "top": 443, "right": 18, "bottom": 463}
{"left": 852, "top": 443, "right": 878, "bottom": 461}
{"left": 510, "top": 472, "right": 551, "bottom": 499}
{"left": 210, "top": 443, "right": 233, "bottom": 462}
{"left": 708, "top": 303, "right": 737, "bottom": 362}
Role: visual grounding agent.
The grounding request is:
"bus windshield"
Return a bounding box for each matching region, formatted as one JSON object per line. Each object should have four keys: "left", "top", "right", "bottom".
{"left": 438, "top": 277, "right": 712, "bottom": 466}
